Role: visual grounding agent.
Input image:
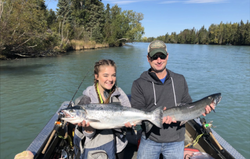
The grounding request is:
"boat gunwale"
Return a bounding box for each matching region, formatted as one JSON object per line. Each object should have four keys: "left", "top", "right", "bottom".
{"left": 26, "top": 99, "right": 245, "bottom": 159}
{"left": 193, "top": 118, "right": 245, "bottom": 159}
{"left": 26, "top": 105, "right": 62, "bottom": 157}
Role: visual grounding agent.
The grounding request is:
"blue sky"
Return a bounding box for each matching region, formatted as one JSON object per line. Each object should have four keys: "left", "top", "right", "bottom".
{"left": 45, "top": 0, "right": 249, "bottom": 38}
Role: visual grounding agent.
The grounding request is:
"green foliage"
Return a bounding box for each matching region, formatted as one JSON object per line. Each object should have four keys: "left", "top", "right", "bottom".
{"left": 0, "top": 0, "right": 50, "bottom": 56}
{"left": 92, "top": 25, "right": 104, "bottom": 43}
{"left": 83, "top": 0, "right": 104, "bottom": 39}
{"left": 245, "top": 21, "right": 250, "bottom": 44}
{"left": 0, "top": 0, "right": 146, "bottom": 58}
{"left": 1, "top": 0, "right": 248, "bottom": 60}
{"left": 153, "top": 20, "right": 250, "bottom": 45}
{"left": 103, "top": 4, "right": 112, "bottom": 43}
{"left": 124, "top": 11, "right": 144, "bottom": 41}
{"left": 100, "top": 3, "right": 123, "bottom": 45}
{"left": 102, "top": 4, "right": 144, "bottom": 46}
{"left": 47, "top": 9, "right": 57, "bottom": 28}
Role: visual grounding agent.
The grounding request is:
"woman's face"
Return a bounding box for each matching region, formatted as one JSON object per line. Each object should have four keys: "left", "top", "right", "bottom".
{"left": 95, "top": 65, "right": 116, "bottom": 91}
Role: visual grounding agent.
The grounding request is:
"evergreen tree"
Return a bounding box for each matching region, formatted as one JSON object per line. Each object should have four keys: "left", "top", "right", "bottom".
{"left": 154, "top": 21, "right": 249, "bottom": 46}
{"left": 165, "top": 33, "right": 170, "bottom": 43}
{"left": 190, "top": 27, "right": 197, "bottom": 44}
{"left": 108, "top": 4, "right": 122, "bottom": 46}
{"left": 244, "top": 21, "right": 250, "bottom": 45}
{"left": 103, "top": 4, "right": 112, "bottom": 43}
{"left": 47, "top": 9, "right": 57, "bottom": 29}
{"left": 169, "top": 32, "right": 177, "bottom": 43}
{"left": 209, "top": 24, "right": 219, "bottom": 44}
{"left": 70, "top": 0, "right": 86, "bottom": 39}
{"left": 223, "top": 23, "right": 231, "bottom": 44}
{"left": 71, "top": 0, "right": 85, "bottom": 25}
{"left": 238, "top": 20, "right": 246, "bottom": 45}
{"left": 92, "top": 24, "right": 103, "bottom": 43}
{"left": 57, "top": 0, "right": 72, "bottom": 22}
{"left": 198, "top": 26, "right": 208, "bottom": 44}
{"left": 57, "top": 0, "right": 72, "bottom": 41}
{"left": 230, "top": 23, "right": 238, "bottom": 45}
{"left": 218, "top": 22, "right": 224, "bottom": 45}
{"left": 83, "top": 0, "right": 104, "bottom": 41}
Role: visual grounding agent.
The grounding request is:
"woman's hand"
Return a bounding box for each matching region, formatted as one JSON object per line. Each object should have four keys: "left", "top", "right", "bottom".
{"left": 77, "top": 120, "right": 90, "bottom": 127}
{"left": 78, "top": 120, "right": 94, "bottom": 133}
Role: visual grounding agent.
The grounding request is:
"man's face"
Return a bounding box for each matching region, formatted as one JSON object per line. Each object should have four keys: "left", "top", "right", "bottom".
{"left": 147, "top": 53, "right": 168, "bottom": 73}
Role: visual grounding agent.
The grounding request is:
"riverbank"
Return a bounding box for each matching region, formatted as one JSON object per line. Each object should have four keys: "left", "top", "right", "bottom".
{"left": 0, "top": 40, "right": 111, "bottom": 60}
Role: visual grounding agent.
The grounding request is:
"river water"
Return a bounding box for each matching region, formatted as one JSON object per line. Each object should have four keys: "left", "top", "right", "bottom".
{"left": 0, "top": 43, "right": 249, "bottom": 158}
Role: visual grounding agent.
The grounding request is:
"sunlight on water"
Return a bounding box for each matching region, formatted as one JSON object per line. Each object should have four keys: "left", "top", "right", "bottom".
{"left": 0, "top": 43, "right": 249, "bottom": 158}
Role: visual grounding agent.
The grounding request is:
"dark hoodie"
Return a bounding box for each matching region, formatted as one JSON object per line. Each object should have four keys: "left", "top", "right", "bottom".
{"left": 131, "top": 68, "right": 192, "bottom": 143}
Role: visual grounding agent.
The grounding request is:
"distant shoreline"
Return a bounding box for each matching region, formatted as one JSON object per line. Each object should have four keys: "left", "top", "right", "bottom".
{"left": 0, "top": 42, "right": 112, "bottom": 61}
{"left": 2, "top": 42, "right": 249, "bottom": 61}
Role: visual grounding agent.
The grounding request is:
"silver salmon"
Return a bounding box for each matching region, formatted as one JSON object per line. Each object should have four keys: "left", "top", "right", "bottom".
{"left": 60, "top": 103, "right": 163, "bottom": 129}
{"left": 163, "top": 93, "right": 221, "bottom": 125}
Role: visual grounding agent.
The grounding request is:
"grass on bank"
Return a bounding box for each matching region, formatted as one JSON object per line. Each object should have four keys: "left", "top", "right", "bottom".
{"left": 70, "top": 40, "right": 109, "bottom": 50}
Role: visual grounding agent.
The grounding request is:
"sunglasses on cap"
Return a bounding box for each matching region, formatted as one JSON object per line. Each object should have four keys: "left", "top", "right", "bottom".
{"left": 149, "top": 53, "right": 167, "bottom": 60}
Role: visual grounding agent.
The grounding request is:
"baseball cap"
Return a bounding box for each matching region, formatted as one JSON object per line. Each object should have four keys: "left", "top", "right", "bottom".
{"left": 147, "top": 40, "right": 167, "bottom": 57}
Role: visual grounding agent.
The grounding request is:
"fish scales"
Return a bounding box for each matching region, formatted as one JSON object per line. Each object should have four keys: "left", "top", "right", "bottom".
{"left": 163, "top": 93, "right": 222, "bottom": 124}
{"left": 60, "top": 103, "right": 163, "bottom": 129}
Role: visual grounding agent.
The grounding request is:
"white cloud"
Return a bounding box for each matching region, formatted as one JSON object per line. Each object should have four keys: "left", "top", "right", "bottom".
{"left": 158, "top": 0, "right": 227, "bottom": 4}
{"left": 112, "top": 1, "right": 137, "bottom": 5}
{"left": 185, "top": 0, "right": 226, "bottom": 3}
{"left": 104, "top": 0, "right": 227, "bottom": 5}
{"left": 104, "top": 0, "right": 140, "bottom": 5}
{"left": 160, "top": 1, "right": 180, "bottom": 4}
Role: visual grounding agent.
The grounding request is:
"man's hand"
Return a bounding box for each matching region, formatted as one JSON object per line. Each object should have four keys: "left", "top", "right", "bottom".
{"left": 202, "top": 103, "right": 215, "bottom": 116}
{"left": 162, "top": 107, "right": 177, "bottom": 124}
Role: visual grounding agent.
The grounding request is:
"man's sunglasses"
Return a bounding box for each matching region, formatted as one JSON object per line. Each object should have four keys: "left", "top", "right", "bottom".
{"left": 150, "top": 54, "right": 167, "bottom": 60}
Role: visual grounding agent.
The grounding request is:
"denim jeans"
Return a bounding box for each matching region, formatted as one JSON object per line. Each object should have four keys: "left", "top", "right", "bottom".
{"left": 137, "top": 135, "right": 184, "bottom": 159}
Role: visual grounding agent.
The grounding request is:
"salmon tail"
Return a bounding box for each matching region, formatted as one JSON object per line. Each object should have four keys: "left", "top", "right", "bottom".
{"left": 149, "top": 107, "right": 163, "bottom": 129}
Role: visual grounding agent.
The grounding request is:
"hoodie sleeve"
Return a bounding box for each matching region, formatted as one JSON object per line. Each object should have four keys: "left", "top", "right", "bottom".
{"left": 181, "top": 77, "right": 192, "bottom": 103}
{"left": 77, "top": 86, "right": 97, "bottom": 138}
{"left": 131, "top": 80, "right": 147, "bottom": 111}
{"left": 117, "top": 87, "right": 131, "bottom": 107}
{"left": 78, "top": 95, "right": 91, "bottom": 105}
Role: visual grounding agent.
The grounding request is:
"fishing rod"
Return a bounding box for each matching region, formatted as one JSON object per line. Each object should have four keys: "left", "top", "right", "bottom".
{"left": 67, "top": 70, "right": 91, "bottom": 108}
{"left": 42, "top": 71, "right": 91, "bottom": 155}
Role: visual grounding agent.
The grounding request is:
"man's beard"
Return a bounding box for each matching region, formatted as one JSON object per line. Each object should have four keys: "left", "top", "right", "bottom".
{"left": 151, "top": 67, "right": 166, "bottom": 73}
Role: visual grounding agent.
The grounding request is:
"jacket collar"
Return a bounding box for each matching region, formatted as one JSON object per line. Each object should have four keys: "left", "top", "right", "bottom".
{"left": 148, "top": 68, "right": 170, "bottom": 83}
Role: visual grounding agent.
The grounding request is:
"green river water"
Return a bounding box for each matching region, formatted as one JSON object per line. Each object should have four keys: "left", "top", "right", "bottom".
{"left": 0, "top": 42, "right": 249, "bottom": 158}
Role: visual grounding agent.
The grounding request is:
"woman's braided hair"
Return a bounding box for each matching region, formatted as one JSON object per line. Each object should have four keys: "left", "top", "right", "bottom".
{"left": 94, "top": 59, "right": 117, "bottom": 104}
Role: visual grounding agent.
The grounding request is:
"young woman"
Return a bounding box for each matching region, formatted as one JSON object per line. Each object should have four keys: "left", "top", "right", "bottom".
{"left": 73, "top": 59, "right": 131, "bottom": 159}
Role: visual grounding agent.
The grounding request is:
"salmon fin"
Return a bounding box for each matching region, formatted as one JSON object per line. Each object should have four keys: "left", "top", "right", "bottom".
{"left": 151, "top": 107, "right": 163, "bottom": 128}
{"left": 144, "top": 121, "right": 153, "bottom": 133}
{"left": 180, "top": 120, "right": 188, "bottom": 126}
{"left": 61, "top": 118, "right": 83, "bottom": 124}
{"left": 147, "top": 107, "right": 163, "bottom": 129}
{"left": 87, "top": 119, "right": 101, "bottom": 122}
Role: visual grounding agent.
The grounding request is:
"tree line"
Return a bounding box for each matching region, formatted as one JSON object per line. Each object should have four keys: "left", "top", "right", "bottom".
{"left": 142, "top": 20, "right": 250, "bottom": 45}
{"left": 0, "top": 0, "right": 144, "bottom": 59}
{"left": 1, "top": 0, "right": 248, "bottom": 60}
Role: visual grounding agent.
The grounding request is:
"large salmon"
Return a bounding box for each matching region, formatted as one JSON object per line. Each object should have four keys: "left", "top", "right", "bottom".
{"left": 60, "top": 103, "right": 163, "bottom": 129}
{"left": 163, "top": 93, "right": 222, "bottom": 125}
